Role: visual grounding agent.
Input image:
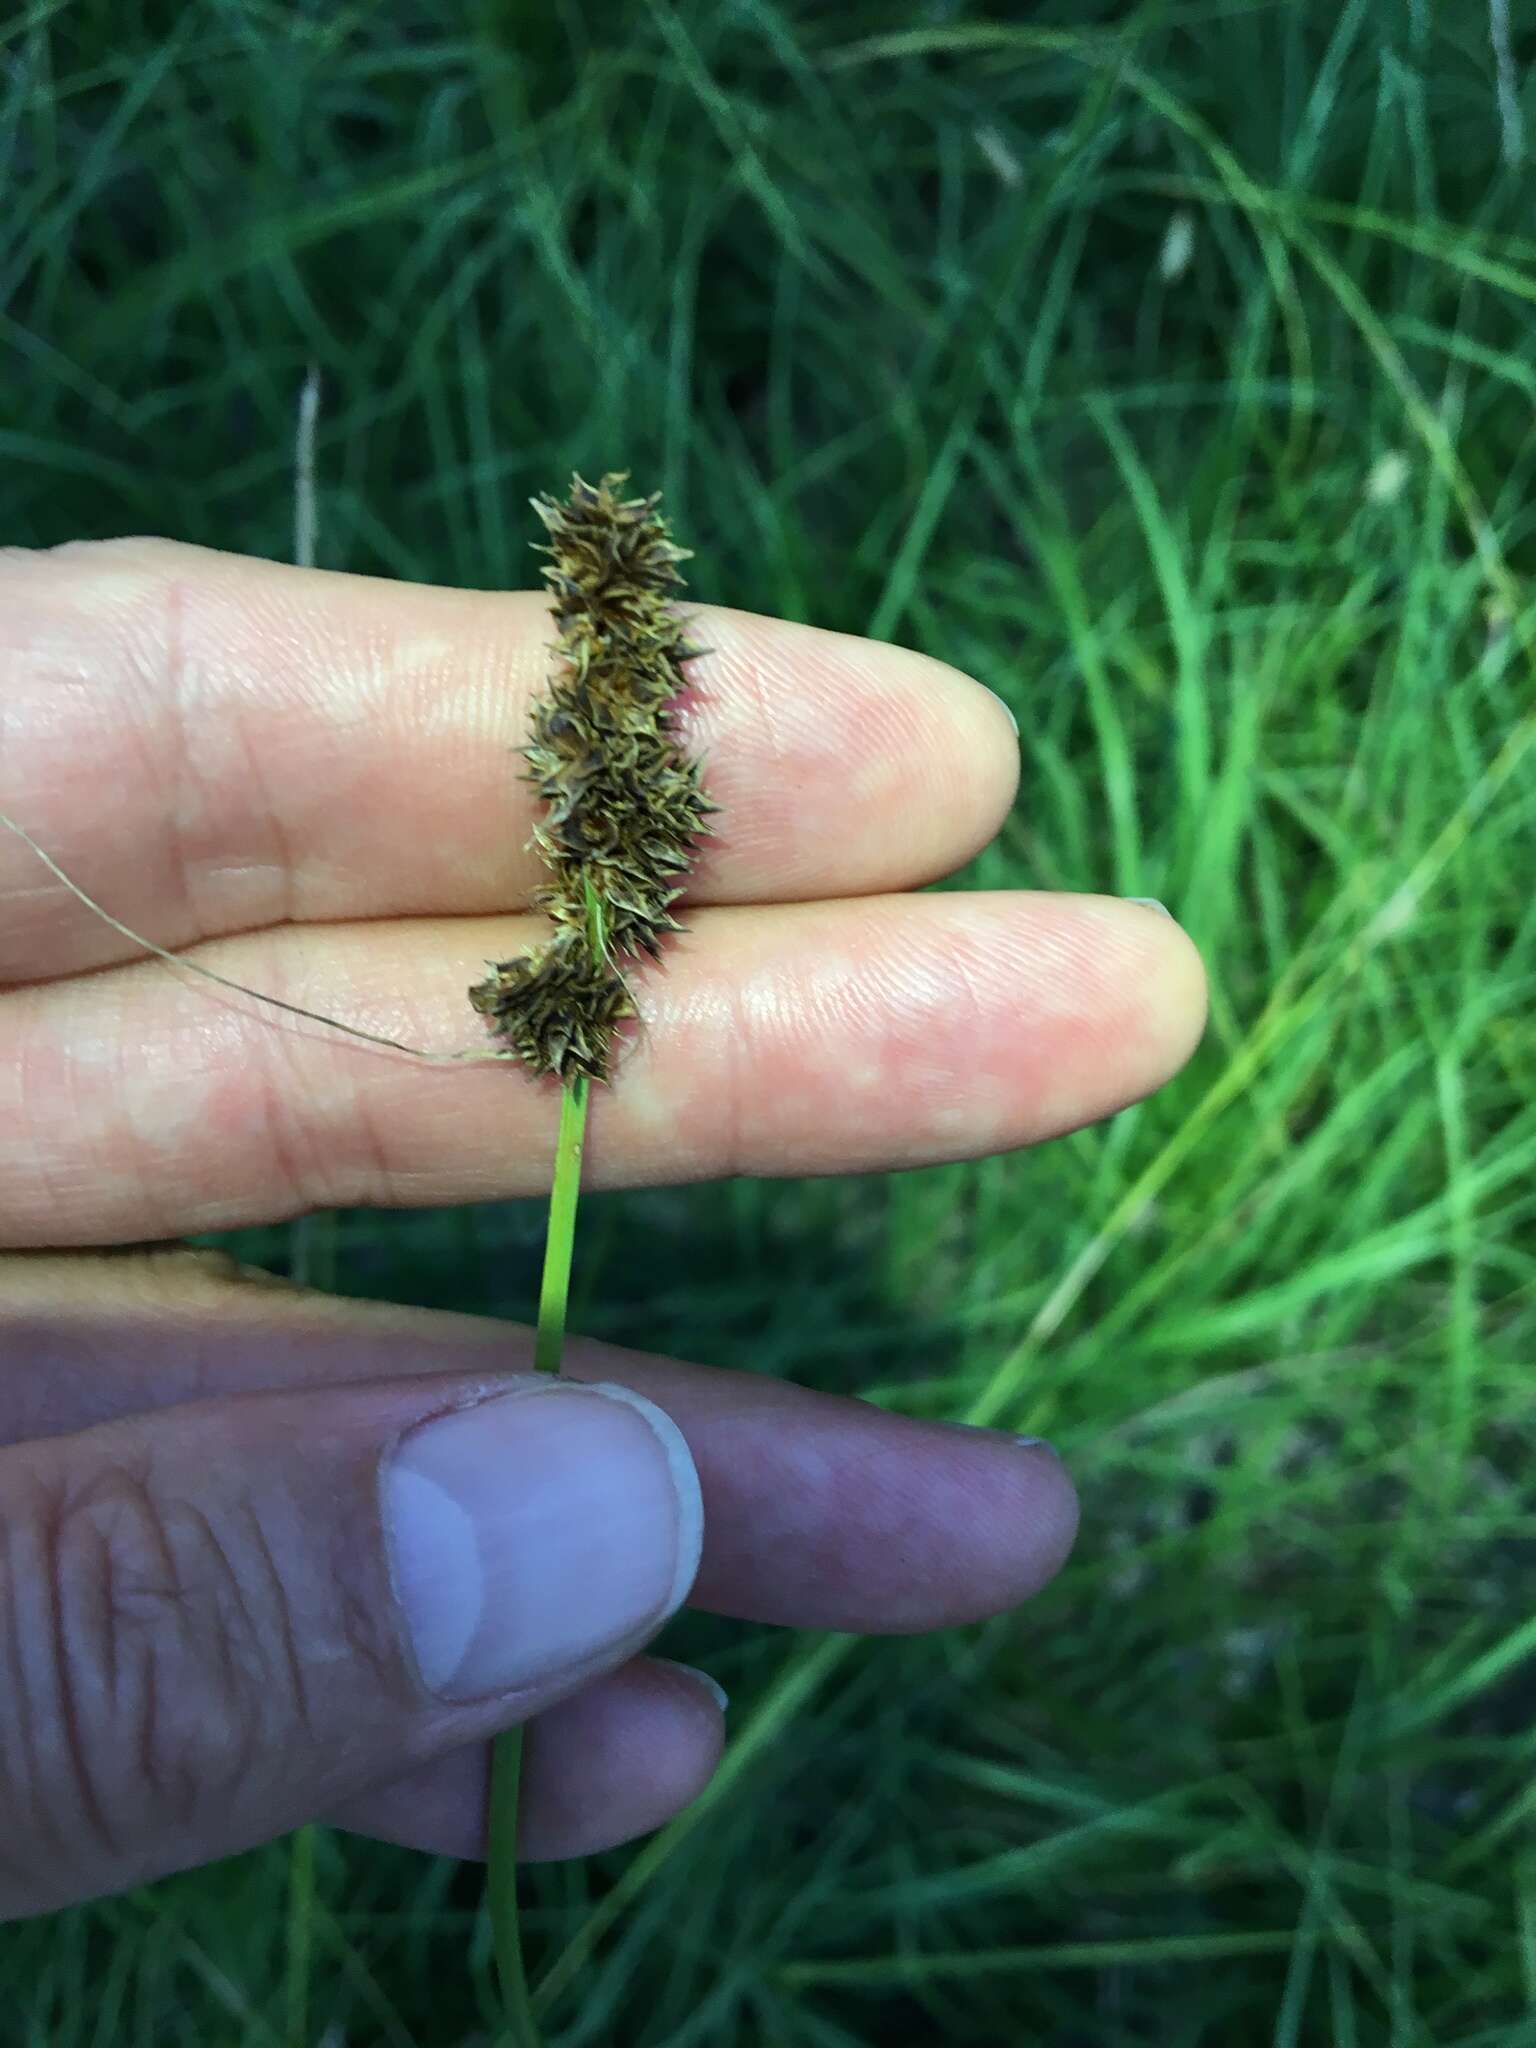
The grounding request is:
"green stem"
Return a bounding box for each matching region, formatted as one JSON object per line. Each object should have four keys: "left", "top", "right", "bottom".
{"left": 533, "top": 1075, "right": 591, "bottom": 1373}
{"left": 488, "top": 1075, "right": 588, "bottom": 2045}
{"left": 487, "top": 1723, "right": 536, "bottom": 2047}
{"left": 489, "top": 884, "right": 604, "bottom": 2044}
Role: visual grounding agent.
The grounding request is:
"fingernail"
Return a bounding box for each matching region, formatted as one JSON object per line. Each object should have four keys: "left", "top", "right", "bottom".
{"left": 1125, "top": 896, "right": 1173, "bottom": 918}
{"left": 655, "top": 1658, "right": 729, "bottom": 1714}
{"left": 936, "top": 1420, "right": 1059, "bottom": 1458}
{"left": 384, "top": 1381, "right": 703, "bottom": 1702}
{"left": 985, "top": 686, "right": 1020, "bottom": 736}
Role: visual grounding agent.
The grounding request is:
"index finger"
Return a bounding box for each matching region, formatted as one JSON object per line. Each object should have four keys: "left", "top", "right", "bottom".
{"left": 0, "top": 539, "right": 1018, "bottom": 983}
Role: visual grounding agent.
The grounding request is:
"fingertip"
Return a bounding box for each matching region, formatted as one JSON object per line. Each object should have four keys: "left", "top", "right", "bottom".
{"left": 940, "top": 658, "right": 1022, "bottom": 864}
{"left": 1013, "top": 1438, "right": 1081, "bottom": 1597}
{"left": 650, "top": 1656, "right": 730, "bottom": 1718}
{"left": 1099, "top": 894, "right": 1209, "bottom": 1090}
{"left": 885, "top": 639, "right": 1021, "bottom": 860}
{"left": 688, "top": 609, "right": 1022, "bottom": 897}
{"left": 520, "top": 1655, "right": 725, "bottom": 1862}
{"left": 325, "top": 1657, "right": 726, "bottom": 1863}
{"left": 914, "top": 1427, "right": 1081, "bottom": 1622}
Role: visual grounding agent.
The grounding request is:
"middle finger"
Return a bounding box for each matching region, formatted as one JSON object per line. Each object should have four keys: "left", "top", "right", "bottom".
{"left": 0, "top": 541, "right": 1017, "bottom": 982}
{"left": 0, "top": 891, "right": 1206, "bottom": 1245}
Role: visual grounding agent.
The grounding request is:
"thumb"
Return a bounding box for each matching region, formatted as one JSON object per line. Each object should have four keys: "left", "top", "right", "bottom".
{"left": 0, "top": 1371, "right": 701, "bottom": 1917}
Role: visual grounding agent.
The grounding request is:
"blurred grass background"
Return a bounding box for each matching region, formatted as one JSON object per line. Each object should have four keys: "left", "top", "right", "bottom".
{"left": 5, "top": 1, "right": 1536, "bottom": 2042}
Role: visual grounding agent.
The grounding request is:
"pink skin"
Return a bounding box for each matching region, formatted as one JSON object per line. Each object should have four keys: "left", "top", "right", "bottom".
{"left": 0, "top": 1281, "right": 1078, "bottom": 1866}
{"left": 0, "top": 539, "right": 1207, "bottom": 1882}
{"left": 0, "top": 539, "right": 1018, "bottom": 974}
{"left": 0, "top": 892, "right": 1203, "bottom": 1242}
{"left": 329, "top": 1660, "right": 732, "bottom": 1862}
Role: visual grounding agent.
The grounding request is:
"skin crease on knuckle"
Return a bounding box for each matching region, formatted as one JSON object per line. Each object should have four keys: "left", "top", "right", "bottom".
{"left": 0, "top": 1441, "right": 392, "bottom": 1917}
{"left": 0, "top": 1458, "right": 260, "bottom": 1911}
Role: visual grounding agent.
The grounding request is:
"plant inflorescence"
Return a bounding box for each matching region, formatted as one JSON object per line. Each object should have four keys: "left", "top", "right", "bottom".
{"left": 469, "top": 472, "right": 713, "bottom": 1081}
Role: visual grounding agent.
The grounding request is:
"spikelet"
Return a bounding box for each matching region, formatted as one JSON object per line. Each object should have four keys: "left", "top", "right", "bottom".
{"left": 468, "top": 473, "right": 714, "bottom": 1081}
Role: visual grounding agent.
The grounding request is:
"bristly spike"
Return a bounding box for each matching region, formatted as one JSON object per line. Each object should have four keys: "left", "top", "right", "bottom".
{"left": 469, "top": 473, "right": 712, "bottom": 1081}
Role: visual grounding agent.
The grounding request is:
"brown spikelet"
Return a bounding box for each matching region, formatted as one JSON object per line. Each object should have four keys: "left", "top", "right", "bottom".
{"left": 468, "top": 472, "right": 714, "bottom": 1081}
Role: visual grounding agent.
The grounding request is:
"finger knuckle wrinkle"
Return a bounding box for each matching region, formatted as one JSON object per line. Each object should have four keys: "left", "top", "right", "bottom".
{"left": 0, "top": 1462, "right": 281, "bottom": 1856}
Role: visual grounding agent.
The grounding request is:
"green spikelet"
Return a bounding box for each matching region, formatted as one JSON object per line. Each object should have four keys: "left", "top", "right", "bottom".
{"left": 469, "top": 472, "right": 714, "bottom": 1079}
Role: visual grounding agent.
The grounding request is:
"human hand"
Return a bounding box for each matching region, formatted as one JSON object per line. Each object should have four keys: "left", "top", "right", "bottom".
{"left": 0, "top": 539, "right": 1206, "bottom": 1916}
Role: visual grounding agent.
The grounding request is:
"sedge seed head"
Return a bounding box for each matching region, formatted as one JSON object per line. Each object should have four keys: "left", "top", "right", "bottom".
{"left": 469, "top": 472, "right": 713, "bottom": 1081}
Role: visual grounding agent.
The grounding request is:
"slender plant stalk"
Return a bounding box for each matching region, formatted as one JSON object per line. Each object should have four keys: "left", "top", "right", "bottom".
{"left": 0, "top": 811, "right": 511, "bottom": 1064}
{"left": 532, "top": 1074, "right": 592, "bottom": 1374}
{"left": 487, "top": 1717, "right": 538, "bottom": 2046}
{"left": 283, "top": 1815, "right": 315, "bottom": 2048}
{"left": 472, "top": 479, "right": 708, "bottom": 2043}
{"left": 488, "top": 1078, "right": 587, "bottom": 2044}
{"left": 488, "top": 884, "right": 602, "bottom": 2045}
